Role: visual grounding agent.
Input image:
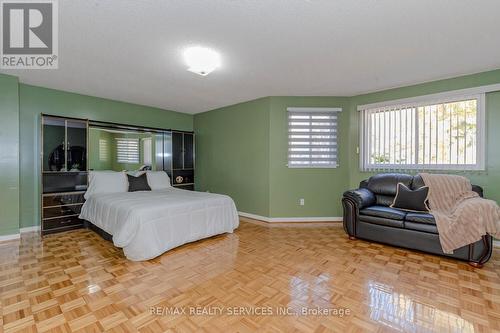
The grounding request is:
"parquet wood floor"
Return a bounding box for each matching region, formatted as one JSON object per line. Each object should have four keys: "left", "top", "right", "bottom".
{"left": 0, "top": 219, "right": 499, "bottom": 333}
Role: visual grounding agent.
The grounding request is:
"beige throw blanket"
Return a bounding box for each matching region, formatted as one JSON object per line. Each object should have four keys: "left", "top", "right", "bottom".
{"left": 419, "top": 173, "right": 500, "bottom": 254}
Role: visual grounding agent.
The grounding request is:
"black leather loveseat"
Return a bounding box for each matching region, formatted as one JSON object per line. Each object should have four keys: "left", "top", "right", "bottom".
{"left": 342, "top": 173, "right": 493, "bottom": 267}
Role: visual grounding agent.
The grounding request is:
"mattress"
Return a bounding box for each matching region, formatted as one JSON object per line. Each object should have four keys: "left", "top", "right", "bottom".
{"left": 79, "top": 188, "right": 239, "bottom": 261}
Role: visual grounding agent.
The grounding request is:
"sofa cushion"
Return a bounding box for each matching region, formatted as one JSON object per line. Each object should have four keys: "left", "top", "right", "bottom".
{"left": 359, "top": 205, "right": 407, "bottom": 220}
{"left": 367, "top": 173, "right": 413, "bottom": 196}
{"left": 375, "top": 194, "right": 395, "bottom": 207}
{"left": 405, "top": 212, "right": 435, "bottom": 224}
{"left": 359, "top": 215, "right": 404, "bottom": 228}
{"left": 404, "top": 221, "right": 438, "bottom": 234}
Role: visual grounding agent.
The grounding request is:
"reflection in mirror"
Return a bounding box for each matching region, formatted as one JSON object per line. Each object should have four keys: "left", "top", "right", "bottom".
{"left": 43, "top": 117, "right": 66, "bottom": 171}
{"left": 88, "top": 127, "right": 156, "bottom": 172}
{"left": 66, "top": 120, "right": 87, "bottom": 171}
{"left": 43, "top": 117, "right": 87, "bottom": 172}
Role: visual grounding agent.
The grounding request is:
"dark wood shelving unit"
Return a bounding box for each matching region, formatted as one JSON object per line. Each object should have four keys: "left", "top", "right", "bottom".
{"left": 171, "top": 131, "right": 195, "bottom": 190}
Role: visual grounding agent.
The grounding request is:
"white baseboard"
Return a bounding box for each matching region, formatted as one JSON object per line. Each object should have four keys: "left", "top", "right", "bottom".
{"left": 20, "top": 226, "right": 41, "bottom": 233}
{"left": 494, "top": 240, "right": 500, "bottom": 248}
{"left": 238, "top": 211, "right": 342, "bottom": 223}
{"left": 0, "top": 226, "right": 40, "bottom": 243}
{"left": 0, "top": 233, "right": 20, "bottom": 242}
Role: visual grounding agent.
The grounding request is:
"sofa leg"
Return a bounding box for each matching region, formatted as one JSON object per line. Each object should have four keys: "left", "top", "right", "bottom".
{"left": 348, "top": 236, "right": 357, "bottom": 240}
{"left": 468, "top": 262, "right": 483, "bottom": 268}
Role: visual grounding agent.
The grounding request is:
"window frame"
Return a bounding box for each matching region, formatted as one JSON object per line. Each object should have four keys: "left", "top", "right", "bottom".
{"left": 287, "top": 107, "right": 342, "bottom": 169}
{"left": 358, "top": 93, "right": 486, "bottom": 171}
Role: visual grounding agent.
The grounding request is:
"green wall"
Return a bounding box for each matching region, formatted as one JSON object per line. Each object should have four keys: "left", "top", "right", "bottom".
{"left": 19, "top": 83, "right": 193, "bottom": 229}
{"left": 194, "top": 98, "right": 271, "bottom": 216}
{"left": 269, "top": 97, "right": 350, "bottom": 217}
{"left": 194, "top": 96, "right": 349, "bottom": 218}
{"left": 347, "top": 69, "right": 500, "bottom": 204}
{"left": 0, "top": 75, "right": 20, "bottom": 236}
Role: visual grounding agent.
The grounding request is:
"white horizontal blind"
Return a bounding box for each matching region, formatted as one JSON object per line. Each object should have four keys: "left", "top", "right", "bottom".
{"left": 116, "top": 138, "right": 140, "bottom": 164}
{"left": 360, "top": 95, "right": 484, "bottom": 171}
{"left": 287, "top": 107, "right": 341, "bottom": 168}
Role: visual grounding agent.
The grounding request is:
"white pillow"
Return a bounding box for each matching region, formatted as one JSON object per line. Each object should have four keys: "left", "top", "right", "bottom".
{"left": 85, "top": 171, "right": 128, "bottom": 199}
{"left": 146, "top": 171, "right": 171, "bottom": 190}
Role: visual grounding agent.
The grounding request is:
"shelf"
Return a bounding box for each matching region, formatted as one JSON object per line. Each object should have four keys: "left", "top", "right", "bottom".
{"left": 44, "top": 203, "right": 84, "bottom": 209}
{"left": 173, "top": 183, "right": 194, "bottom": 186}
{"left": 43, "top": 171, "right": 88, "bottom": 174}
{"left": 43, "top": 188, "right": 87, "bottom": 195}
{"left": 43, "top": 213, "right": 80, "bottom": 221}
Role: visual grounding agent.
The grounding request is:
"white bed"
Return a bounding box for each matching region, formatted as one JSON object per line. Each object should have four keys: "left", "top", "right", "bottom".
{"left": 79, "top": 188, "right": 239, "bottom": 261}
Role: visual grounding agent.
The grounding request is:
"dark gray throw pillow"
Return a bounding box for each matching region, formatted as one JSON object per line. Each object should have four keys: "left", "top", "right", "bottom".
{"left": 390, "top": 182, "right": 430, "bottom": 212}
{"left": 127, "top": 173, "right": 151, "bottom": 192}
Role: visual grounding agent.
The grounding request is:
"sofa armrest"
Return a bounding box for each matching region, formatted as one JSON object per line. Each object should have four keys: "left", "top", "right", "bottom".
{"left": 343, "top": 188, "right": 376, "bottom": 209}
{"left": 469, "top": 235, "right": 493, "bottom": 265}
{"left": 472, "top": 185, "right": 484, "bottom": 198}
{"left": 342, "top": 188, "right": 376, "bottom": 238}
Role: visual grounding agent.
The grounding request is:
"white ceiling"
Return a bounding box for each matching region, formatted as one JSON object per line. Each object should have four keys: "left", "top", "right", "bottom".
{"left": 2, "top": 0, "right": 500, "bottom": 114}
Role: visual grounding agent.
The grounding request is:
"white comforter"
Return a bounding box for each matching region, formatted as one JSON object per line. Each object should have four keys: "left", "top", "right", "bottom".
{"left": 79, "top": 188, "right": 239, "bottom": 261}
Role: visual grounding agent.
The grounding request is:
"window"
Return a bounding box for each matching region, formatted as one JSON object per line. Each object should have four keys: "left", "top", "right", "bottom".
{"left": 142, "top": 137, "right": 152, "bottom": 166}
{"left": 287, "top": 107, "right": 341, "bottom": 168}
{"left": 116, "top": 138, "right": 140, "bottom": 164}
{"left": 359, "top": 94, "right": 485, "bottom": 171}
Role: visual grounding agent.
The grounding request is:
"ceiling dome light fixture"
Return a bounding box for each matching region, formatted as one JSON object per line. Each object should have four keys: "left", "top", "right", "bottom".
{"left": 183, "top": 46, "right": 221, "bottom": 76}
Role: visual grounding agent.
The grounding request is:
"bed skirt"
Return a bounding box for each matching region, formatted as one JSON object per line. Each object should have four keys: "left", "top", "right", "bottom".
{"left": 83, "top": 220, "right": 113, "bottom": 241}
